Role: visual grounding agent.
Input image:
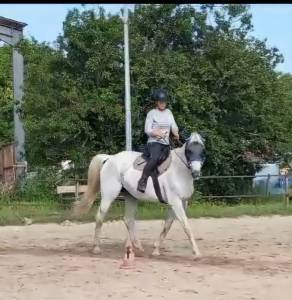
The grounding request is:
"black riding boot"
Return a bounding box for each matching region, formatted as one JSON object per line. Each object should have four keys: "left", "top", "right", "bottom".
{"left": 137, "top": 142, "right": 169, "bottom": 194}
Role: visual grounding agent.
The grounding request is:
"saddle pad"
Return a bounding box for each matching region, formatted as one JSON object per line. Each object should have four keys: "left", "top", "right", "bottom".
{"left": 133, "top": 154, "right": 172, "bottom": 175}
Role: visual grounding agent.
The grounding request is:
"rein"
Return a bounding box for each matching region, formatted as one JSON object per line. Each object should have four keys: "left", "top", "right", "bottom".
{"left": 169, "top": 137, "right": 190, "bottom": 170}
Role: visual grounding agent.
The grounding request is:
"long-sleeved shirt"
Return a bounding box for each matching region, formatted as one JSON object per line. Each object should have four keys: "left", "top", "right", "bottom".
{"left": 144, "top": 108, "right": 178, "bottom": 145}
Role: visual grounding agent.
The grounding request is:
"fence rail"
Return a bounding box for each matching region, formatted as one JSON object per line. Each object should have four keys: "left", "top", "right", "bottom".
{"left": 53, "top": 173, "right": 291, "bottom": 207}
{"left": 199, "top": 174, "right": 286, "bottom": 178}
{"left": 198, "top": 174, "right": 291, "bottom": 207}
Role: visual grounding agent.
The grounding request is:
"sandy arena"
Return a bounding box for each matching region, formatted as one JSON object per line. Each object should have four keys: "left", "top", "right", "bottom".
{"left": 0, "top": 215, "right": 292, "bottom": 300}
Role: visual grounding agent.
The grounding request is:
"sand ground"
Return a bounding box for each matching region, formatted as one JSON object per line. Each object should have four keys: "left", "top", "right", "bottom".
{"left": 0, "top": 215, "right": 292, "bottom": 300}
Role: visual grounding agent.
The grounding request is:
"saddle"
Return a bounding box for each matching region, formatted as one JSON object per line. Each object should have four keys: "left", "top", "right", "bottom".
{"left": 133, "top": 146, "right": 172, "bottom": 176}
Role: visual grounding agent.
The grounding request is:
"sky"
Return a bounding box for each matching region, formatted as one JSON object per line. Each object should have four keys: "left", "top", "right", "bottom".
{"left": 0, "top": 4, "right": 291, "bottom": 74}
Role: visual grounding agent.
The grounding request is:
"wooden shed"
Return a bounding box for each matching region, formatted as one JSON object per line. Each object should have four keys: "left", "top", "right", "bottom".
{"left": 0, "top": 143, "right": 26, "bottom": 185}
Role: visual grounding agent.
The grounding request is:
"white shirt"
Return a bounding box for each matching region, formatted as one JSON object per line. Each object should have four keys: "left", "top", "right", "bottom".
{"left": 144, "top": 108, "right": 178, "bottom": 145}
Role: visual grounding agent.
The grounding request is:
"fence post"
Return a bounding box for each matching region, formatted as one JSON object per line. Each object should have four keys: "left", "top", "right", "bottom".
{"left": 75, "top": 174, "right": 80, "bottom": 201}
{"left": 265, "top": 174, "right": 271, "bottom": 198}
{"left": 284, "top": 174, "right": 289, "bottom": 208}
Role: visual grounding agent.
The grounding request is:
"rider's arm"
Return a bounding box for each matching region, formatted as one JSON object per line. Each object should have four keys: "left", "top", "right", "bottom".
{"left": 170, "top": 111, "right": 179, "bottom": 138}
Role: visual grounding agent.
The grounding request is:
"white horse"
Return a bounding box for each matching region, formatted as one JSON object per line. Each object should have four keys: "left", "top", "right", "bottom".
{"left": 72, "top": 132, "right": 206, "bottom": 258}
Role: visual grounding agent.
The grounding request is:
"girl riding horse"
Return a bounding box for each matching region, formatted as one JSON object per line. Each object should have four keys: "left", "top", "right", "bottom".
{"left": 137, "top": 89, "right": 180, "bottom": 193}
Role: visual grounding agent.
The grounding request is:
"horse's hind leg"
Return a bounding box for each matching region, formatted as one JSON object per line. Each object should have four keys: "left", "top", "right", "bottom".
{"left": 92, "top": 179, "right": 122, "bottom": 255}
{"left": 124, "top": 194, "right": 144, "bottom": 253}
{"left": 152, "top": 207, "right": 175, "bottom": 256}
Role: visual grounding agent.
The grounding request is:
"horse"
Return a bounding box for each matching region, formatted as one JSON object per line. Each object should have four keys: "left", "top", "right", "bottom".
{"left": 72, "top": 132, "right": 206, "bottom": 259}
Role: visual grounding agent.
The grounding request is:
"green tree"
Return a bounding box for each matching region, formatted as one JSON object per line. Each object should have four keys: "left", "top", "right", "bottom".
{"left": 0, "top": 45, "right": 13, "bottom": 147}
{"left": 21, "top": 9, "right": 125, "bottom": 166}
{"left": 277, "top": 73, "right": 292, "bottom": 166}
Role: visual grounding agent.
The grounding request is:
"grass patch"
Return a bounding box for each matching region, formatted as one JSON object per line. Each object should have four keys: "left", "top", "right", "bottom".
{"left": 187, "top": 200, "right": 292, "bottom": 218}
{"left": 0, "top": 197, "right": 291, "bottom": 226}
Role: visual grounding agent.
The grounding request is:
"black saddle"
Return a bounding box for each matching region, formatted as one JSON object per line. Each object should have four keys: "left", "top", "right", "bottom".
{"left": 139, "top": 144, "right": 169, "bottom": 164}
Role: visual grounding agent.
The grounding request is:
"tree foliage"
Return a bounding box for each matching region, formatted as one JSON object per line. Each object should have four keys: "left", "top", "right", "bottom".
{"left": 0, "top": 45, "right": 13, "bottom": 147}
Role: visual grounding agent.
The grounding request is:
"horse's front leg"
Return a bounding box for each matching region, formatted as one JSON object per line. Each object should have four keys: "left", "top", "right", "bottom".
{"left": 153, "top": 200, "right": 189, "bottom": 256}
{"left": 170, "top": 198, "right": 201, "bottom": 258}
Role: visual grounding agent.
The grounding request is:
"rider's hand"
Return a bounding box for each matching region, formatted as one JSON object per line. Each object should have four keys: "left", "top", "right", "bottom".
{"left": 173, "top": 133, "right": 180, "bottom": 140}
{"left": 152, "top": 129, "right": 165, "bottom": 139}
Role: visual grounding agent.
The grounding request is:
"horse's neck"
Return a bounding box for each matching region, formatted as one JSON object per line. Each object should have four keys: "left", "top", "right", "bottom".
{"left": 171, "top": 144, "right": 193, "bottom": 187}
{"left": 172, "top": 143, "right": 186, "bottom": 156}
{"left": 171, "top": 144, "right": 187, "bottom": 168}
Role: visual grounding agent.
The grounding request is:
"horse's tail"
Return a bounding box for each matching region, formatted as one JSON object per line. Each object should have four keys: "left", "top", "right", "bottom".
{"left": 72, "top": 154, "right": 110, "bottom": 217}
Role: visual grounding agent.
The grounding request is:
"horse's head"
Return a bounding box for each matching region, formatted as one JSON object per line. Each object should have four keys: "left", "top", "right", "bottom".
{"left": 184, "top": 132, "right": 206, "bottom": 180}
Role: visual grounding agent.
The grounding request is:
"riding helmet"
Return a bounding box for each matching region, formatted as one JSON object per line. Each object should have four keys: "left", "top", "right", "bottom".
{"left": 151, "top": 89, "right": 168, "bottom": 102}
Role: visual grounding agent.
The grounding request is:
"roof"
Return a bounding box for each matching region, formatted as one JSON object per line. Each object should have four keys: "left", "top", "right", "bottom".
{"left": 0, "top": 16, "right": 27, "bottom": 30}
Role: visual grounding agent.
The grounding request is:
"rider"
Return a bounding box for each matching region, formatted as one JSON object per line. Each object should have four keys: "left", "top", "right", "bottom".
{"left": 137, "top": 89, "right": 179, "bottom": 193}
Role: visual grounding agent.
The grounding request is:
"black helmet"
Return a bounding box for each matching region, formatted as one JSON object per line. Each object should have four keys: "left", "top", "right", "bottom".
{"left": 151, "top": 89, "right": 168, "bottom": 102}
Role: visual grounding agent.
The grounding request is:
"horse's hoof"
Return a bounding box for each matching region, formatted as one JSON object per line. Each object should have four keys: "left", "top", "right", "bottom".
{"left": 193, "top": 253, "right": 202, "bottom": 260}
{"left": 92, "top": 246, "right": 102, "bottom": 255}
{"left": 134, "top": 248, "right": 145, "bottom": 257}
{"left": 152, "top": 249, "right": 160, "bottom": 256}
{"left": 134, "top": 246, "right": 144, "bottom": 253}
{"left": 132, "top": 243, "right": 145, "bottom": 257}
{"left": 133, "top": 242, "right": 144, "bottom": 253}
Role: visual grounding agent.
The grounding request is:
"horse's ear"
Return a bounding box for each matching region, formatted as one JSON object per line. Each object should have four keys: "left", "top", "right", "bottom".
{"left": 180, "top": 128, "right": 191, "bottom": 143}
{"left": 198, "top": 130, "right": 208, "bottom": 141}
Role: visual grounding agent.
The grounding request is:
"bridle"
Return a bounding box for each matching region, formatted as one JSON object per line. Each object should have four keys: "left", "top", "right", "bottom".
{"left": 169, "top": 136, "right": 206, "bottom": 171}
{"left": 169, "top": 137, "right": 191, "bottom": 170}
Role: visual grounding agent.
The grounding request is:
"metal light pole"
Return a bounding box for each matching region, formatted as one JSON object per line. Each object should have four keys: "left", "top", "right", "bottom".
{"left": 123, "top": 6, "right": 132, "bottom": 151}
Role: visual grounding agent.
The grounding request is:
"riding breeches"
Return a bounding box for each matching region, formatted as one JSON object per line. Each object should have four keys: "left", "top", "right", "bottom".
{"left": 142, "top": 142, "right": 170, "bottom": 177}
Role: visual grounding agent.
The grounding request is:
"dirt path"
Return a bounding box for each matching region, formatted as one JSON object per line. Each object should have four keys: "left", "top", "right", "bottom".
{"left": 0, "top": 215, "right": 292, "bottom": 300}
